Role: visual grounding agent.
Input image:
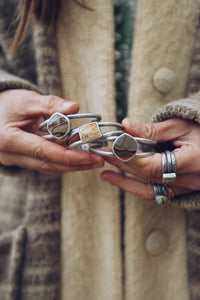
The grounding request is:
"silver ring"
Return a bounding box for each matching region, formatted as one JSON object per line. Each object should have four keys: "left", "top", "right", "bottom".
{"left": 153, "top": 183, "right": 169, "bottom": 205}
{"left": 162, "top": 151, "right": 176, "bottom": 183}
{"left": 68, "top": 133, "right": 158, "bottom": 161}
{"left": 39, "top": 112, "right": 102, "bottom": 140}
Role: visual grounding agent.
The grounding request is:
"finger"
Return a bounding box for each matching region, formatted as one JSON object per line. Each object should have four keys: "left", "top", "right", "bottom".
{"left": 1, "top": 129, "right": 105, "bottom": 167}
{"left": 36, "top": 94, "right": 80, "bottom": 116}
{"left": 122, "top": 118, "right": 192, "bottom": 143}
{"left": 103, "top": 153, "right": 162, "bottom": 182}
{"left": 173, "top": 144, "right": 200, "bottom": 174}
{"left": 104, "top": 145, "right": 200, "bottom": 185}
{"left": 168, "top": 173, "right": 200, "bottom": 190}
{"left": 101, "top": 170, "right": 154, "bottom": 201}
{"left": 3, "top": 90, "right": 80, "bottom": 118}
{"left": 141, "top": 144, "right": 200, "bottom": 176}
{"left": 104, "top": 151, "right": 200, "bottom": 190}
{"left": 101, "top": 170, "right": 193, "bottom": 200}
{"left": 0, "top": 152, "right": 104, "bottom": 175}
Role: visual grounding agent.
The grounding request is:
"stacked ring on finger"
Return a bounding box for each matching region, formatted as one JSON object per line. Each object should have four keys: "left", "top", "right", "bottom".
{"left": 153, "top": 183, "right": 175, "bottom": 205}
{"left": 161, "top": 150, "right": 176, "bottom": 183}
{"left": 67, "top": 123, "right": 158, "bottom": 161}
{"left": 39, "top": 112, "right": 102, "bottom": 140}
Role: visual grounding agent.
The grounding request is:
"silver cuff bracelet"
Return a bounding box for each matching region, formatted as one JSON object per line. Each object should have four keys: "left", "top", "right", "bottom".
{"left": 39, "top": 112, "right": 102, "bottom": 140}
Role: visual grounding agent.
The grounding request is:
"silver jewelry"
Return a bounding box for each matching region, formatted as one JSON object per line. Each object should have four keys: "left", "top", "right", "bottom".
{"left": 67, "top": 121, "right": 124, "bottom": 144}
{"left": 153, "top": 183, "right": 169, "bottom": 205}
{"left": 39, "top": 112, "right": 102, "bottom": 140}
{"left": 68, "top": 132, "right": 158, "bottom": 161}
{"left": 162, "top": 151, "right": 176, "bottom": 183}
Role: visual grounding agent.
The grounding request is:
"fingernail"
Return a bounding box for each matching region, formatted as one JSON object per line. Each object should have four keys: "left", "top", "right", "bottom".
{"left": 62, "top": 101, "right": 79, "bottom": 109}
{"left": 91, "top": 156, "right": 104, "bottom": 166}
{"left": 122, "top": 118, "right": 130, "bottom": 127}
{"left": 122, "top": 118, "right": 133, "bottom": 126}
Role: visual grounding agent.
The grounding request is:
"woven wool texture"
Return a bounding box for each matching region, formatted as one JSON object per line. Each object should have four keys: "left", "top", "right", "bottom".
{"left": 0, "top": 0, "right": 200, "bottom": 299}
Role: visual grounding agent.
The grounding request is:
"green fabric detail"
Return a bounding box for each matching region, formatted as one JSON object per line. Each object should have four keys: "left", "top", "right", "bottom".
{"left": 113, "top": 0, "right": 136, "bottom": 121}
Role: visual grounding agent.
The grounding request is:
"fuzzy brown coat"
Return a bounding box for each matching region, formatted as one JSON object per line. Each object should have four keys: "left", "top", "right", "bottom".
{"left": 0, "top": 0, "right": 200, "bottom": 300}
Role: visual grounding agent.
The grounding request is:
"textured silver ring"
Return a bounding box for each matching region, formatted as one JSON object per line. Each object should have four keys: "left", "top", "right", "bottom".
{"left": 153, "top": 183, "right": 169, "bottom": 205}
{"left": 162, "top": 151, "right": 176, "bottom": 183}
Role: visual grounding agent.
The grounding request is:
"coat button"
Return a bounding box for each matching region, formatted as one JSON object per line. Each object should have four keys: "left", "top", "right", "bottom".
{"left": 115, "top": 50, "right": 121, "bottom": 61}
{"left": 145, "top": 229, "right": 168, "bottom": 255}
{"left": 153, "top": 67, "right": 176, "bottom": 94}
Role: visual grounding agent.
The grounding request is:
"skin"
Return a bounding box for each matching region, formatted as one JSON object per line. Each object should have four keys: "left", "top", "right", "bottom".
{"left": 100, "top": 117, "right": 200, "bottom": 201}
{"left": 0, "top": 89, "right": 104, "bottom": 175}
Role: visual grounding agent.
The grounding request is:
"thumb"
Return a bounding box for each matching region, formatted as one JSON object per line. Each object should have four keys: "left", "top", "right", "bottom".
{"left": 38, "top": 94, "right": 80, "bottom": 116}
{"left": 122, "top": 118, "right": 183, "bottom": 143}
{"left": 2, "top": 89, "right": 80, "bottom": 117}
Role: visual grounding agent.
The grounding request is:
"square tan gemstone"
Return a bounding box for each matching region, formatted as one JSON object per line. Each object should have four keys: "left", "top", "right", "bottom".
{"left": 79, "top": 122, "right": 102, "bottom": 142}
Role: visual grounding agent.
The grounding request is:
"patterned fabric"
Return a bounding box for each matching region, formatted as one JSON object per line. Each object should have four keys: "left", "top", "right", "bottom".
{"left": 0, "top": 1, "right": 62, "bottom": 299}
{"left": 151, "top": 8, "right": 200, "bottom": 299}
{"left": 0, "top": 0, "right": 200, "bottom": 299}
{"left": 187, "top": 9, "right": 200, "bottom": 95}
{"left": 186, "top": 10, "right": 200, "bottom": 300}
{"left": 113, "top": 1, "right": 136, "bottom": 264}
{"left": 113, "top": 0, "right": 135, "bottom": 122}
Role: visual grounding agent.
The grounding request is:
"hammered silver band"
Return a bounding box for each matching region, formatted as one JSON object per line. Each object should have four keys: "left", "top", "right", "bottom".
{"left": 162, "top": 150, "right": 176, "bottom": 183}
{"left": 153, "top": 183, "right": 169, "bottom": 205}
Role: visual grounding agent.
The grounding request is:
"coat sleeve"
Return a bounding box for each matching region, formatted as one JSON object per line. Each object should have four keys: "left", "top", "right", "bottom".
{"left": 0, "top": 44, "right": 41, "bottom": 175}
{"left": 151, "top": 95, "right": 200, "bottom": 210}
{"left": 0, "top": 46, "right": 41, "bottom": 93}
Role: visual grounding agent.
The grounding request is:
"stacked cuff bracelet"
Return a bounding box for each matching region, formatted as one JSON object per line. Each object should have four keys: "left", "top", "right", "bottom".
{"left": 39, "top": 112, "right": 102, "bottom": 140}
{"left": 39, "top": 113, "right": 158, "bottom": 162}
{"left": 67, "top": 121, "right": 124, "bottom": 144}
{"left": 68, "top": 128, "right": 158, "bottom": 162}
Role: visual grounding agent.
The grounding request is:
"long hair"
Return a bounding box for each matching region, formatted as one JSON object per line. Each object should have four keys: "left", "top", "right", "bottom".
{"left": 12, "top": 0, "right": 92, "bottom": 49}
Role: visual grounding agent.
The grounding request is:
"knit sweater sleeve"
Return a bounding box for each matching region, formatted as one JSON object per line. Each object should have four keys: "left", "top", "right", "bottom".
{"left": 151, "top": 95, "right": 200, "bottom": 210}
{"left": 151, "top": 95, "right": 200, "bottom": 124}
{"left": 0, "top": 70, "right": 41, "bottom": 94}
{"left": 0, "top": 47, "right": 41, "bottom": 94}
{"left": 0, "top": 46, "right": 41, "bottom": 175}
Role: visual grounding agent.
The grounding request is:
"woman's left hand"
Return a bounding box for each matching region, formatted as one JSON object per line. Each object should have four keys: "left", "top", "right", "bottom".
{"left": 100, "top": 117, "right": 200, "bottom": 201}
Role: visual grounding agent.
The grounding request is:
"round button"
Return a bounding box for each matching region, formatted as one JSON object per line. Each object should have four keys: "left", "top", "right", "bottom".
{"left": 115, "top": 50, "right": 121, "bottom": 61}
{"left": 145, "top": 229, "right": 168, "bottom": 255}
{"left": 115, "top": 72, "right": 123, "bottom": 81}
{"left": 115, "top": 33, "right": 121, "bottom": 42}
{"left": 153, "top": 67, "right": 176, "bottom": 94}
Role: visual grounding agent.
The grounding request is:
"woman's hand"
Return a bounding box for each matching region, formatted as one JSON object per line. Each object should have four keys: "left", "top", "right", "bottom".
{"left": 101, "top": 117, "right": 200, "bottom": 201}
{"left": 0, "top": 89, "right": 104, "bottom": 175}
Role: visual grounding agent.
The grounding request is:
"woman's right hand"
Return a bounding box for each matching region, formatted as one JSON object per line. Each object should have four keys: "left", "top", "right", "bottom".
{"left": 0, "top": 89, "right": 104, "bottom": 175}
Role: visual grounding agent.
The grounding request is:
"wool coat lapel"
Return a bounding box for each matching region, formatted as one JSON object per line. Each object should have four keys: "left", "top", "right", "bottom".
{"left": 125, "top": 0, "right": 198, "bottom": 299}
{"left": 55, "top": 0, "right": 198, "bottom": 299}
{"left": 0, "top": 0, "right": 199, "bottom": 299}
{"left": 57, "top": 1, "right": 123, "bottom": 300}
